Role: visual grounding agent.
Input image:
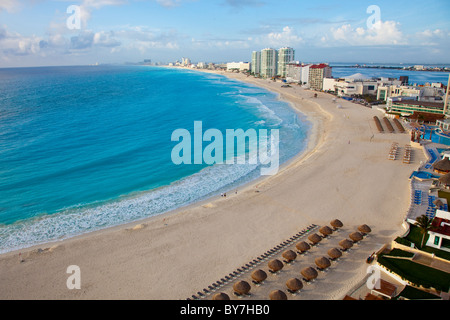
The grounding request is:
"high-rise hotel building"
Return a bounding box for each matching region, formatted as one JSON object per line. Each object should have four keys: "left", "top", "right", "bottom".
{"left": 308, "top": 64, "right": 332, "bottom": 91}
{"left": 251, "top": 51, "right": 261, "bottom": 75}
{"left": 260, "top": 48, "right": 278, "bottom": 78}
{"left": 277, "top": 47, "right": 295, "bottom": 78}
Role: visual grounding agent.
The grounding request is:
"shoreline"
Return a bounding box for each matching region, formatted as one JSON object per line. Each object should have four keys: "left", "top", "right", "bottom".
{"left": 0, "top": 68, "right": 422, "bottom": 300}
{"left": 0, "top": 66, "right": 315, "bottom": 256}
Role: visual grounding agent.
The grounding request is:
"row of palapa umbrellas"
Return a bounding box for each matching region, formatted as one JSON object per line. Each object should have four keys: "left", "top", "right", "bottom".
{"left": 211, "top": 219, "right": 372, "bottom": 300}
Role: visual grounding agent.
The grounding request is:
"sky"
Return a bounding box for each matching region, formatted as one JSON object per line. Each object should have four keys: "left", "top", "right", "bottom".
{"left": 0, "top": 0, "right": 449, "bottom": 67}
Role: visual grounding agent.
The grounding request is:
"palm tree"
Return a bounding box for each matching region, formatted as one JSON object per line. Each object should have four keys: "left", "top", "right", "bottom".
{"left": 414, "top": 215, "right": 433, "bottom": 248}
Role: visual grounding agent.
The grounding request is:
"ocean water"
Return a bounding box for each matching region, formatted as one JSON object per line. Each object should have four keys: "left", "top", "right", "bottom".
{"left": 0, "top": 65, "right": 310, "bottom": 253}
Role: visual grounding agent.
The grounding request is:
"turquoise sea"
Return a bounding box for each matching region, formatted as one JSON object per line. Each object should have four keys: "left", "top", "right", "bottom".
{"left": 0, "top": 65, "right": 310, "bottom": 253}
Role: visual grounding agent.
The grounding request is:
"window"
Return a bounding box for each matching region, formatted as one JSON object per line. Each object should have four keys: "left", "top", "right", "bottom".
{"left": 442, "top": 238, "right": 450, "bottom": 249}
{"left": 434, "top": 236, "right": 440, "bottom": 246}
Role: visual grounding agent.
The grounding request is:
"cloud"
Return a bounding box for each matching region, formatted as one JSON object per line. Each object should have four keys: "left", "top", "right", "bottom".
{"left": 77, "top": 0, "right": 127, "bottom": 28}
{"left": 257, "top": 26, "right": 303, "bottom": 48}
{"left": 223, "top": 0, "right": 265, "bottom": 7}
{"left": 330, "top": 20, "right": 406, "bottom": 46}
{"left": 70, "top": 32, "right": 94, "bottom": 50}
{"left": 93, "top": 30, "right": 121, "bottom": 47}
{"left": 155, "top": 0, "right": 183, "bottom": 7}
{"left": 70, "top": 30, "right": 122, "bottom": 50}
{"left": 222, "top": 0, "right": 265, "bottom": 12}
{"left": 0, "top": 26, "right": 44, "bottom": 56}
{"left": 415, "top": 28, "right": 450, "bottom": 46}
{"left": 191, "top": 37, "right": 250, "bottom": 50}
{"left": 0, "top": 0, "right": 21, "bottom": 13}
{"left": 192, "top": 25, "right": 302, "bottom": 51}
{"left": 112, "top": 26, "right": 180, "bottom": 52}
{"left": 81, "top": 0, "right": 127, "bottom": 9}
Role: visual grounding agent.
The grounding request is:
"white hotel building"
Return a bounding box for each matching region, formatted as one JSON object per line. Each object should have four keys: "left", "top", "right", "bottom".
{"left": 277, "top": 47, "right": 295, "bottom": 78}
{"left": 260, "top": 48, "right": 278, "bottom": 78}
{"left": 226, "top": 62, "right": 251, "bottom": 72}
{"left": 251, "top": 51, "right": 261, "bottom": 75}
{"left": 251, "top": 47, "right": 296, "bottom": 79}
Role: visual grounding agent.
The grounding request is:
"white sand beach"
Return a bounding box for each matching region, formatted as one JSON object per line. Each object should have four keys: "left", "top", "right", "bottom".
{"left": 0, "top": 69, "right": 425, "bottom": 300}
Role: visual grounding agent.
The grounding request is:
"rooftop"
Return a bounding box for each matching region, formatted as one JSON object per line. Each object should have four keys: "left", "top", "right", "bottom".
{"left": 431, "top": 217, "right": 450, "bottom": 237}
{"left": 310, "top": 63, "right": 330, "bottom": 69}
{"left": 372, "top": 279, "right": 398, "bottom": 298}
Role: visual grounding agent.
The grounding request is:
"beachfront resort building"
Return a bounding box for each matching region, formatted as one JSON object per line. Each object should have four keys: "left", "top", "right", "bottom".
{"left": 444, "top": 74, "right": 450, "bottom": 115}
{"left": 308, "top": 64, "right": 332, "bottom": 91}
{"left": 196, "top": 62, "right": 208, "bottom": 69}
{"left": 285, "top": 63, "right": 334, "bottom": 89}
{"left": 181, "top": 57, "right": 191, "bottom": 67}
{"left": 300, "top": 64, "right": 311, "bottom": 85}
{"left": 227, "top": 62, "right": 251, "bottom": 72}
{"left": 260, "top": 48, "right": 278, "bottom": 78}
{"left": 251, "top": 51, "right": 261, "bottom": 75}
{"left": 386, "top": 98, "right": 445, "bottom": 116}
{"left": 426, "top": 210, "right": 450, "bottom": 252}
{"left": 286, "top": 63, "right": 302, "bottom": 83}
{"left": 277, "top": 47, "right": 295, "bottom": 78}
{"left": 323, "top": 77, "right": 378, "bottom": 97}
{"left": 377, "top": 84, "right": 446, "bottom": 103}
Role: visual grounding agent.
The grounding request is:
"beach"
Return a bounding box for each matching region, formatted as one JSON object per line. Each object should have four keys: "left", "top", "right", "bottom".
{"left": 0, "top": 69, "right": 424, "bottom": 300}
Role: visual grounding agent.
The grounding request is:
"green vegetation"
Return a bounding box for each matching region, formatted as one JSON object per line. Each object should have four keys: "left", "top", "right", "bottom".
{"left": 394, "top": 236, "right": 412, "bottom": 247}
{"left": 395, "top": 286, "right": 441, "bottom": 300}
{"left": 398, "top": 225, "right": 450, "bottom": 261}
{"left": 377, "top": 251, "right": 450, "bottom": 292}
{"left": 384, "top": 249, "right": 415, "bottom": 258}
{"left": 414, "top": 215, "right": 434, "bottom": 248}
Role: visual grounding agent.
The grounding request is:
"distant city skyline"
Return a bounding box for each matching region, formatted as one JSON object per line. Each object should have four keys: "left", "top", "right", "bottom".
{"left": 0, "top": 0, "right": 449, "bottom": 68}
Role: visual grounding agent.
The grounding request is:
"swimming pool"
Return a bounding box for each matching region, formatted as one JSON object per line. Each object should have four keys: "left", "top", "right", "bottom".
{"left": 427, "top": 148, "right": 439, "bottom": 164}
{"left": 410, "top": 171, "right": 440, "bottom": 180}
{"left": 437, "top": 148, "right": 450, "bottom": 154}
{"left": 422, "top": 126, "right": 450, "bottom": 146}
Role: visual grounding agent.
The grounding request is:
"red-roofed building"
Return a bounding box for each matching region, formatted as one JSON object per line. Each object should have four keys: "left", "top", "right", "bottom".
{"left": 370, "top": 279, "right": 398, "bottom": 299}
{"left": 427, "top": 210, "right": 450, "bottom": 253}
{"left": 308, "top": 63, "right": 332, "bottom": 91}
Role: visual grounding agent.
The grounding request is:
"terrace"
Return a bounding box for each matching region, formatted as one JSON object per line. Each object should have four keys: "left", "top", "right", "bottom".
{"left": 377, "top": 248, "right": 450, "bottom": 293}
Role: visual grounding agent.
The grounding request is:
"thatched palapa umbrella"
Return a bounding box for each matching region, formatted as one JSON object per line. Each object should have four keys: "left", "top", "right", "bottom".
{"left": 330, "top": 219, "right": 343, "bottom": 230}
{"left": 433, "top": 199, "right": 444, "bottom": 208}
{"left": 269, "top": 290, "right": 288, "bottom": 300}
{"left": 296, "top": 241, "right": 311, "bottom": 253}
{"left": 308, "top": 233, "right": 322, "bottom": 245}
{"left": 268, "top": 259, "right": 284, "bottom": 273}
{"left": 212, "top": 293, "right": 230, "bottom": 300}
{"left": 439, "top": 173, "right": 450, "bottom": 188}
{"left": 315, "top": 257, "right": 331, "bottom": 270}
{"left": 358, "top": 224, "right": 372, "bottom": 235}
{"left": 433, "top": 156, "right": 450, "bottom": 174}
{"left": 286, "top": 278, "right": 303, "bottom": 293}
{"left": 282, "top": 250, "right": 297, "bottom": 263}
{"left": 349, "top": 232, "right": 364, "bottom": 243}
{"left": 339, "top": 239, "right": 353, "bottom": 250}
{"left": 327, "top": 248, "right": 342, "bottom": 260}
{"left": 301, "top": 267, "right": 318, "bottom": 281}
{"left": 233, "top": 281, "right": 251, "bottom": 295}
{"left": 319, "top": 226, "right": 333, "bottom": 237}
{"left": 251, "top": 269, "right": 267, "bottom": 284}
